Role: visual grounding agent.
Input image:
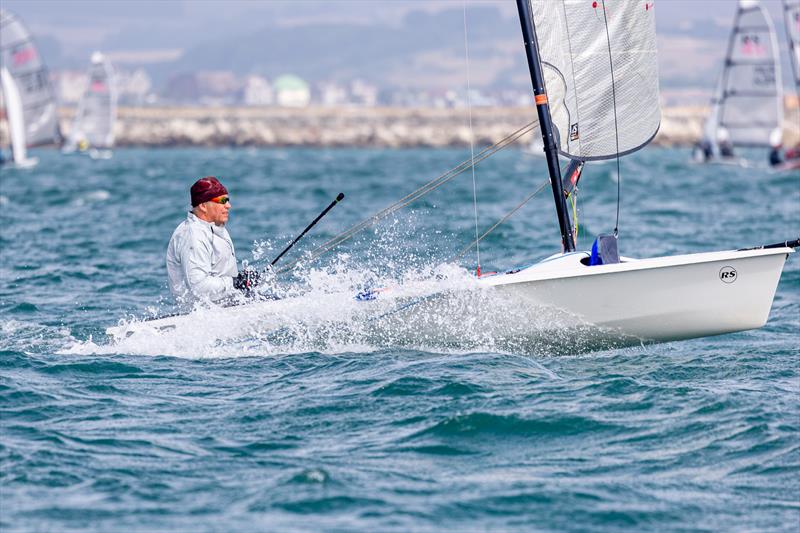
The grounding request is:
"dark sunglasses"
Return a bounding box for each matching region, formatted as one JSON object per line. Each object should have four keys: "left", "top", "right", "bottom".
{"left": 210, "top": 195, "right": 230, "bottom": 205}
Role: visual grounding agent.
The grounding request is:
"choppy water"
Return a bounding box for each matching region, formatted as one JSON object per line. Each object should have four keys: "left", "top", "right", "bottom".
{"left": 1, "top": 146, "right": 798, "bottom": 531}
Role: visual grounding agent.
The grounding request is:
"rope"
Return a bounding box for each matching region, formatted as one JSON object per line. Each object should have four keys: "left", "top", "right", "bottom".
{"left": 463, "top": 3, "right": 481, "bottom": 274}
{"left": 451, "top": 177, "right": 549, "bottom": 262}
{"left": 274, "top": 120, "right": 538, "bottom": 275}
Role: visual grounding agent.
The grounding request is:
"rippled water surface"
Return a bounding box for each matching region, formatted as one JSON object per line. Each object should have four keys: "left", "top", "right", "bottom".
{"left": 1, "top": 147, "right": 798, "bottom": 531}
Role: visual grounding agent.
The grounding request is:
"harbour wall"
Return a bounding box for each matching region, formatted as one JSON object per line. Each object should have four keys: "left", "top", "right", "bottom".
{"left": 4, "top": 105, "right": 800, "bottom": 148}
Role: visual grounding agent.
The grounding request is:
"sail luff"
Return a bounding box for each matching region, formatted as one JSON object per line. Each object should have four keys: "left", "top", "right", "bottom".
{"left": 516, "top": 0, "right": 575, "bottom": 253}
{"left": 1, "top": 66, "right": 28, "bottom": 164}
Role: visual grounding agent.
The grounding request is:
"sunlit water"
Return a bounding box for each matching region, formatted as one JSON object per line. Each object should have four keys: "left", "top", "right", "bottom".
{"left": 1, "top": 146, "right": 798, "bottom": 531}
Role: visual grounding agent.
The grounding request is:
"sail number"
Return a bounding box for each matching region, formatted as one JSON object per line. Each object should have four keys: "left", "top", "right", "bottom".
{"left": 719, "top": 266, "right": 738, "bottom": 284}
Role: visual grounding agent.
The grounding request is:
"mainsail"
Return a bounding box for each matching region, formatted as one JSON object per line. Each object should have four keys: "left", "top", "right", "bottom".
{"left": 528, "top": 0, "right": 661, "bottom": 161}
{"left": 66, "top": 52, "right": 117, "bottom": 150}
{"left": 785, "top": 0, "right": 800, "bottom": 91}
{"left": 0, "top": 9, "right": 60, "bottom": 147}
{"left": 705, "top": 0, "right": 783, "bottom": 149}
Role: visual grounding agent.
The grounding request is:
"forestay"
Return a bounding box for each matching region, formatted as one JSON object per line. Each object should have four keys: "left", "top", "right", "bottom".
{"left": 707, "top": 0, "right": 782, "bottom": 148}
{"left": 0, "top": 9, "right": 60, "bottom": 147}
{"left": 528, "top": 0, "right": 660, "bottom": 161}
{"left": 67, "top": 52, "right": 117, "bottom": 150}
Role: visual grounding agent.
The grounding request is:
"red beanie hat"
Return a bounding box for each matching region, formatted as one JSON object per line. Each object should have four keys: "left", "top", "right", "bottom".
{"left": 190, "top": 176, "right": 228, "bottom": 207}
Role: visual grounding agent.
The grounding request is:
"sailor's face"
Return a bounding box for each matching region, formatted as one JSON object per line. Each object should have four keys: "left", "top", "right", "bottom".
{"left": 198, "top": 196, "right": 230, "bottom": 225}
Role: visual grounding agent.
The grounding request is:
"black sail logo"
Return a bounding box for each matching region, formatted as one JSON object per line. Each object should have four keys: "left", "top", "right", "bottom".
{"left": 719, "top": 266, "right": 737, "bottom": 283}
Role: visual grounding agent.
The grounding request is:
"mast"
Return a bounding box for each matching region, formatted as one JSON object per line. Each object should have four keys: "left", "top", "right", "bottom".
{"left": 515, "top": 0, "right": 575, "bottom": 253}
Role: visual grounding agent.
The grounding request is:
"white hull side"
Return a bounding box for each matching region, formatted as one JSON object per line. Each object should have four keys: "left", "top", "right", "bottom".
{"left": 482, "top": 248, "right": 791, "bottom": 343}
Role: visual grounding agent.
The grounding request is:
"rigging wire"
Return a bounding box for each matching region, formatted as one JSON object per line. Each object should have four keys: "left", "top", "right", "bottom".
{"left": 274, "top": 120, "right": 538, "bottom": 275}
{"left": 462, "top": 3, "right": 481, "bottom": 276}
{"left": 452, "top": 177, "right": 550, "bottom": 261}
{"left": 601, "top": 0, "right": 622, "bottom": 237}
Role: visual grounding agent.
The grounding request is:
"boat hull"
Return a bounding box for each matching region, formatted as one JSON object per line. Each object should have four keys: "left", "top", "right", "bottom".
{"left": 107, "top": 247, "right": 793, "bottom": 353}
{"left": 481, "top": 247, "right": 792, "bottom": 343}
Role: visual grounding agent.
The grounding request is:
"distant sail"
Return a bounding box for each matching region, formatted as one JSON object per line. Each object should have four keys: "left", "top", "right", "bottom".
{"left": 785, "top": 0, "right": 800, "bottom": 91}
{"left": 1, "top": 66, "right": 37, "bottom": 167}
{"left": 528, "top": 0, "right": 661, "bottom": 161}
{"left": 706, "top": 0, "right": 783, "bottom": 149}
{"left": 66, "top": 52, "right": 117, "bottom": 151}
{"left": 0, "top": 9, "right": 60, "bottom": 147}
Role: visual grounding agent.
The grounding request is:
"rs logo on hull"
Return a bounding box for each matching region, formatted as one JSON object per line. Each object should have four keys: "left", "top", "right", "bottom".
{"left": 719, "top": 266, "right": 737, "bottom": 283}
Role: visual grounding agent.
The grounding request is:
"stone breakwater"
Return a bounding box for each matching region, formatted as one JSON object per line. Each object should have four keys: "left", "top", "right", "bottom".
{"left": 7, "top": 105, "right": 800, "bottom": 148}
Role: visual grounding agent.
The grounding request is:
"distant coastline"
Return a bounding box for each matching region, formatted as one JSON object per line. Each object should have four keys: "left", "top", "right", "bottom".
{"left": 4, "top": 105, "right": 799, "bottom": 149}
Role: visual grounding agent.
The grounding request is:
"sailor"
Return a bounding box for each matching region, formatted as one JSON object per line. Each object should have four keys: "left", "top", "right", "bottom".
{"left": 717, "top": 128, "right": 734, "bottom": 158}
{"left": 166, "top": 176, "right": 260, "bottom": 309}
{"left": 768, "top": 129, "right": 784, "bottom": 167}
{"left": 693, "top": 138, "right": 713, "bottom": 162}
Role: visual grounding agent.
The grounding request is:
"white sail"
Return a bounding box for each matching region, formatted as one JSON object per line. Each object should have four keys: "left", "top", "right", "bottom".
{"left": 785, "top": 0, "right": 800, "bottom": 91}
{"left": 0, "top": 9, "right": 60, "bottom": 147}
{"left": 528, "top": 0, "right": 660, "bottom": 161}
{"left": 1, "top": 66, "right": 36, "bottom": 167}
{"left": 705, "top": 0, "right": 783, "bottom": 149}
{"left": 66, "top": 52, "right": 117, "bottom": 151}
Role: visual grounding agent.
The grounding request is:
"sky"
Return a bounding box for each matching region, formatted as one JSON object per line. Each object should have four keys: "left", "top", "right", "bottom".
{"left": 1, "top": 0, "right": 796, "bottom": 98}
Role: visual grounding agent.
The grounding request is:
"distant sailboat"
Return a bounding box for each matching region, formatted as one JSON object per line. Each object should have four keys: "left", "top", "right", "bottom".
{"left": 694, "top": 0, "right": 783, "bottom": 166}
{"left": 63, "top": 52, "right": 117, "bottom": 157}
{"left": 0, "top": 67, "right": 38, "bottom": 168}
{"left": 0, "top": 9, "right": 61, "bottom": 152}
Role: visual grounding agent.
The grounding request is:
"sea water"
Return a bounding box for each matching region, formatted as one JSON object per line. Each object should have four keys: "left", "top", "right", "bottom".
{"left": 1, "top": 146, "right": 798, "bottom": 531}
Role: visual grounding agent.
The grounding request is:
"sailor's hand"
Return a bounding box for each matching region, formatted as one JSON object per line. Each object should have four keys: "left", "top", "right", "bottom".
{"left": 234, "top": 268, "right": 262, "bottom": 292}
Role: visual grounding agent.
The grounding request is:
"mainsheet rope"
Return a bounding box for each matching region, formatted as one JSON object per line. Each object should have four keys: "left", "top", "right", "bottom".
{"left": 274, "top": 120, "right": 539, "bottom": 275}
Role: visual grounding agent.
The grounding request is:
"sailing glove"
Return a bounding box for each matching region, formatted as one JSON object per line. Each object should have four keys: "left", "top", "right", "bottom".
{"left": 234, "top": 268, "right": 262, "bottom": 293}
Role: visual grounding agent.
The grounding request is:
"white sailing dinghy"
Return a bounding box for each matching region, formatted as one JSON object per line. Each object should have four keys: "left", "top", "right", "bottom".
{"left": 0, "top": 67, "right": 38, "bottom": 168}
{"left": 107, "top": 0, "right": 797, "bottom": 349}
{"left": 0, "top": 9, "right": 61, "bottom": 151}
{"left": 471, "top": 0, "right": 796, "bottom": 345}
{"left": 694, "top": 0, "right": 783, "bottom": 166}
{"left": 63, "top": 52, "right": 117, "bottom": 158}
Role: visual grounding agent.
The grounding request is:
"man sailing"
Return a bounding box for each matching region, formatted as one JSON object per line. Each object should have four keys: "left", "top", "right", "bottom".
{"left": 166, "top": 176, "right": 260, "bottom": 309}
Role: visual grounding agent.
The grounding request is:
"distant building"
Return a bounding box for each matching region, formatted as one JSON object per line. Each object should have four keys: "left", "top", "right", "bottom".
{"left": 117, "top": 68, "right": 152, "bottom": 106}
{"left": 163, "top": 73, "right": 200, "bottom": 103}
{"left": 274, "top": 74, "right": 310, "bottom": 107}
{"left": 56, "top": 70, "right": 87, "bottom": 104}
{"left": 196, "top": 71, "right": 239, "bottom": 97}
{"left": 318, "top": 81, "right": 348, "bottom": 107}
{"left": 242, "top": 75, "right": 273, "bottom": 106}
{"left": 163, "top": 70, "right": 240, "bottom": 104}
{"left": 350, "top": 79, "right": 378, "bottom": 107}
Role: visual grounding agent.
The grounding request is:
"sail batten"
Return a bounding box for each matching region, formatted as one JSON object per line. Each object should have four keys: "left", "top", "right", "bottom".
{"left": 529, "top": 0, "right": 660, "bottom": 161}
